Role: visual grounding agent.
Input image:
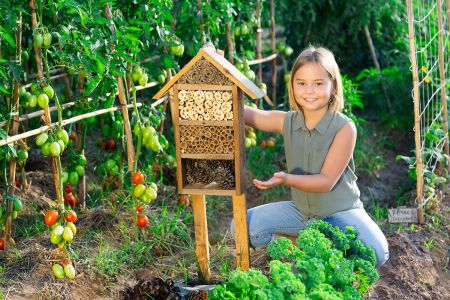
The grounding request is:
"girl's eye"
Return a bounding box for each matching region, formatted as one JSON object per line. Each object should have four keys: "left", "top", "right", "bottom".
{"left": 314, "top": 82, "right": 322, "bottom": 86}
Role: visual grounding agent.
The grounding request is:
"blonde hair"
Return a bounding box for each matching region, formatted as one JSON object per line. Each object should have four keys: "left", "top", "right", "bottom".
{"left": 288, "top": 46, "right": 344, "bottom": 112}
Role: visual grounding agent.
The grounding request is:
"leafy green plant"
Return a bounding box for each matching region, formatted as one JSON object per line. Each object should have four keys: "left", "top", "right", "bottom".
{"left": 209, "top": 221, "right": 379, "bottom": 299}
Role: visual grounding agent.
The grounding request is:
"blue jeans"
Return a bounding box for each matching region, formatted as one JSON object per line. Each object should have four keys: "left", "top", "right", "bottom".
{"left": 230, "top": 201, "right": 389, "bottom": 268}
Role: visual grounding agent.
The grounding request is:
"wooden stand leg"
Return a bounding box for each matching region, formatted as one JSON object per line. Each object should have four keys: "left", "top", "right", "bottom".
{"left": 232, "top": 194, "right": 250, "bottom": 270}
{"left": 192, "top": 194, "right": 211, "bottom": 282}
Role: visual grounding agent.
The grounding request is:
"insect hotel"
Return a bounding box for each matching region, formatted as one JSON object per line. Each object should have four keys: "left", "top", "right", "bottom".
{"left": 153, "top": 47, "right": 264, "bottom": 281}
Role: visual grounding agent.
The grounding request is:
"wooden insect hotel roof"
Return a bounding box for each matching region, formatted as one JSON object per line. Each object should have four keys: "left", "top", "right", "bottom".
{"left": 153, "top": 47, "right": 265, "bottom": 100}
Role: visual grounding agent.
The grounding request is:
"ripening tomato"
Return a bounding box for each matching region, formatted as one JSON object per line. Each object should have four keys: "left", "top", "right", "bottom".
{"left": 179, "top": 195, "right": 190, "bottom": 207}
{"left": 44, "top": 210, "right": 59, "bottom": 226}
{"left": 0, "top": 238, "right": 4, "bottom": 251}
{"left": 65, "top": 184, "right": 73, "bottom": 194}
{"left": 43, "top": 32, "right": 52, "bottom": 47}
{"left": 33, "top": 33, "right": 43, "bottom": 48}
{"left": 52, "top": 264, "right": 65, "bottom": 279}
{"left": 136, "top": 205, "right": 144, "bottom": 213}
{"left": 133, "top": 184, "right": 146, "bottom": 198}
{"left": 137, "top": 215, "right": 148, "bottom": 228}
{"left": 64, "top": 210, "right": 77, "bottom": 223}
{"left": 64, "top": 264, "right": 76, "bottom": 279}
{"left": 132, "top": 172, "right": 145, "bottom": 185}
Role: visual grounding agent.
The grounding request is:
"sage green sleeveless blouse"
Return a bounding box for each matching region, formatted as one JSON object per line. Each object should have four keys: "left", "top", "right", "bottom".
{"left": 282, "top": 110, "right": 363, "bottom": 219}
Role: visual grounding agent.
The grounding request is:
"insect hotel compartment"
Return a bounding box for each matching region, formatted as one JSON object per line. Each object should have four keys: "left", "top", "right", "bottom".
{"left": 182, "top": 158, "right": 236, "bottom": 190}
{"left": 178, "top": 89, "right": 233, "bottom": 121}
{"left": 180, "top": 125, "right": 234, "bottom": 154}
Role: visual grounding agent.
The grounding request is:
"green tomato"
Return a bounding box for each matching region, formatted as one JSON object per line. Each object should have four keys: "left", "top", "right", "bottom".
{"left": 28, "top": 94, "right": 37, "bottom": 107}
{"left": 52, "top": 225, "right": 64, "bottom": 236}
{"left": 108, "top": 165, "right": 119, "bottom": 176}
{"left": 78, "top": 155, "right": 87, "bottom": 166}
{"left": 140, "top": 193, "right": 151, "bottom": 204}
{"left": 41, "top": 142, "right": 52, "bottom": 156}
{"left": 43, "top": 85, "right": 55, "bottom": 99}
{"left": 62, "top": 171, "right": 69, "bottom": 183}
{"left": 234, "top": 25, "right": 241, "bottom": 37}
{"left": 21, "top": 50, "right": 29, "bottom": 61}
{"left": 12, "top": 210, "right": 18, "bottom": 220}
{"left": 75, "top": 165, "right": 84, "bottom": 176}
{"left": 50, "top": 231, "right": 63, "bottom": 245}
{"left": 245, "top": 69, "right": 256, "bottom": 81}
{"left": 62, "top": 226, "right": 74, "bottom": 242}
{"left": 43, "top": 33, "right": 52, "bottom": 47}
{"left": 64, "top": 264, "right": 76, "bottom": 279}
{"left": 68, "top": 171, "right": 79, "bottom": 185}
{"left": 149, "top": 182, "right": 158, "bottom": 193}
{"left": 284, "top": 46, "right": 294, "bottom": 57}
{"left": 240, "top": 23, "right": 249, "bottom": 35}
{"left": 133, "top": 184, "right": 146, "bottom": 198}
{"left": 56, "top": 129, "right": 69, "bottom": 146}
{"left": 30, "top": 82, "right": 40, "bottom": 95}
{"left": 17, "top": 149, "right": 28, "bottom": 163}
{"left": 57, "top": 140, "right": 65, "bottom": 153}
{"left": 157, "top": 73, "right": 166, "bottom": 84}
{"left": 105, "top": 159, "right": 116, "bottom": 171}
{"left": 50, "top": 142, "right": 61, "bottom": 156}
{"left": 37, "top": 93, "right": 49, "bottom": 108}
{"left": 19, "top": 86, "right": 27, "bottom": 98}
{"left": 170, "top": 44, "right": 184, "bottom": 56}
{"left": 245, "top": 137, "right": 252, "bottom": 148}
{"left": 33, "top": 33, "right": 43, "bottom": 48}
{"left": 52, "top": 264, "right": 65, "bottom": 279}
{"left": 138, "top": 73, "right": 148, "bottom": 86}
{"left": 132, "top": 72, "right": 140, "bottom": 82}
{"left": 133, "top": 123, "right": 142, "bottom": 137}
{"left": 144, "top": 187, "right": 157, "bottom": 201}
{"left": 12, "top": 198, "right": 23, "bottom": 212}
{"left": 142, "top": 125, "right": 156, "bottom": 140}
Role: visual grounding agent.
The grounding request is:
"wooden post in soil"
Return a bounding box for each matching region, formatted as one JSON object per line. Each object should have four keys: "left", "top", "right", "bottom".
{"left": 270, "top": 0, "right": 277, "bottom": 107}
{"left": 232, "top": 194, "right": 250, "bottom": 270}
{"left": 192, "top": 194, "right": 211, "bottom": 282}
{"left": 77, "top": 74, "right": 86, "bottom": 208}
{"left": 406, "top": 0, "right": 424, "bottom": 224}
{"left": 255, "top": 0, "right": 263, "bottom": 84}
{"left": 437, "top": 0, "right": 449, "bottom": 170}
{"left": 104, "top": 4, "right": 135, "bottom": 173}
{"left": 4, "top": 11, "right": 22, "bottom": 250}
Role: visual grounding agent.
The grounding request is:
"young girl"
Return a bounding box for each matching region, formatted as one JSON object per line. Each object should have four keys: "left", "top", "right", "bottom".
{"left": 230, "top": 46, "right": 389, "bottom": 268}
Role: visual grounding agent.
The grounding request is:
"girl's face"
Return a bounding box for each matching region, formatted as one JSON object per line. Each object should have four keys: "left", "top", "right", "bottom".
{"left": 292, "top": 62, "right": 334, "bottom": 114}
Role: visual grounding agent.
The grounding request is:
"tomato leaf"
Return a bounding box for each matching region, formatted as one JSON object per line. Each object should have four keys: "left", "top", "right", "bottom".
{"left": 0, "top": 26, "right": 16, "bottom": 47}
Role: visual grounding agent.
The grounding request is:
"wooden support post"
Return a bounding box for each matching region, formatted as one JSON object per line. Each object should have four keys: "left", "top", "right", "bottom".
{"left": 232, "top": 194, "right": 250, "bottom": 270}
{"left": 270, "top": 0, "right": 277, "bottom": 107}
{"left": 437, "top": 0, "right": 449, "bottom": 169}
{"left": 255, "top": 0, "right": 263, "bottom": 83}
{"left": 104, "top": 4, "right": 135, "bottom": 173}
{"left": 406, "top": 0, "right": 424, "bottom": 224}
{"left": 192, "top": 194, "right": 211, "bottom": 282}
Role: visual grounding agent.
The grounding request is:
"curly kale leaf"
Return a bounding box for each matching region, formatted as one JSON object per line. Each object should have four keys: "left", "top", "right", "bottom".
{"left": 267, "top": 237, "right": 304, "bottom": 261}
{"left": 354, "top": 258, "right": 380, "bottom": 293}
{"left": 329, "top": 258, "right": 355, "bottom": 289}
{"left": 296, "top": 228, "right": 333, "bottom": 261}
{"left": 269, "top": 260, "right": 306, "bottom": 295}
{"left": 295, "top": 256, "right": 326, "bottom": 289}
{"left": 306, "top": 221, "right": 351, "bottom": 252}
{"left": 348, "top": 239, "right": 377, "bottom": 267}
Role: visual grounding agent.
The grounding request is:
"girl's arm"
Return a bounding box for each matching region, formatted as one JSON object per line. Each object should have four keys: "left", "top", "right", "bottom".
{"left": 244, "top": 105, "right": 286, "bottom": 133}
{"left": 253, "top": 122, "right": 357, "bottom": 192}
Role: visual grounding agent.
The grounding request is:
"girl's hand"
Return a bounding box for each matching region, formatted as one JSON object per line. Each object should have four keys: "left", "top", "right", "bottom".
{"left": 253, "top": 171, "right": 287, "bottom": 190}
{"left": 202, "top": 43, "right": 224, "bottom": 56}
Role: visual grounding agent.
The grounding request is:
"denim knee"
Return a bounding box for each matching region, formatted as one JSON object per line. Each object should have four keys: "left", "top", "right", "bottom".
{"left": 230, "top": 218, "right": 273, "bottom": 248}
{"left": 374, "top": 241, "right": 389, "bottom": 268}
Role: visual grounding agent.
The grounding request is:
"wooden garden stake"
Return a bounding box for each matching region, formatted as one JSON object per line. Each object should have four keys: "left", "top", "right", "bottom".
{"left": 406, "top": 0, "right": 424, "bottom": 224}
{"left": 192, "top": 194, "right": 211, "bottom": 281}
{"left": 154, "top": 47, "right": 264, "bottom": 280}
{"left": 270, "top": 0, "right": 277, "bottom": 107}
{"left": 104, "top": 4, "right": 135, "bottom": 173}
{"left": 255, "top": 0, "right": 263, "bottom": 83}
{"left": 4, "top": 11, "right": 22, "bottom": 249}
{"left": 437, "top": 0, "right": 449, "bottom": 168}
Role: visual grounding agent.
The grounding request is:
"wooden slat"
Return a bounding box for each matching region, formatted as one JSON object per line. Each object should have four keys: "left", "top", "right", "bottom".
{"left": 192, "top": 194, "right": 211, "bottom": 282}
{"left": 183, "top": 185, "right": 236, "bottom": 196}
{"left": 173, "top": 85, "right": 183, "bottom": 192}
{"left": 176, "top": 84, "right": 233, "bottom": 91}
{"left": 233, "top": 87, "right": 246, "bottom": 195}
{"left": 153, "top": 47, "right": 265, "bottom": 100}
{"left": 179, "top": 120, "right": 233, "bottom": 126}
{"left": 232, "top": 194, "right": 250, "bottom": 270}
{"left": 180, "top": 153, "right": 233, "bottom": 160}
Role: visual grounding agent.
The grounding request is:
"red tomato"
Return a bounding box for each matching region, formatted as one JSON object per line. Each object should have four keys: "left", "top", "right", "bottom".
{"left": 179, "top": 195, "right": 190, "bottom": 207}
{"left": 63, "top": 193, "right": 76, "bottom": 207}
{"left": 0, "top": 238, "right": 4, "bottom": 251}
{"left": 132, "top": 172, "right": 145, "bottom": 185}
{"left": 15, "top": 178, "right": 21, "bottom": 188}
{"left": 65, "top": 184, "right": 73, "bottom": 194}
{"left": 136, "top": 205, "right": 144, "bottom": 213}
{"left": 44, "top": 210, "right": 59, "bottom": 226}
{"left": 65, "top": 210, "right": 77, "bottom": 223}
{"left": 137, "top": 215, "right": 148, "bottom": 228}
